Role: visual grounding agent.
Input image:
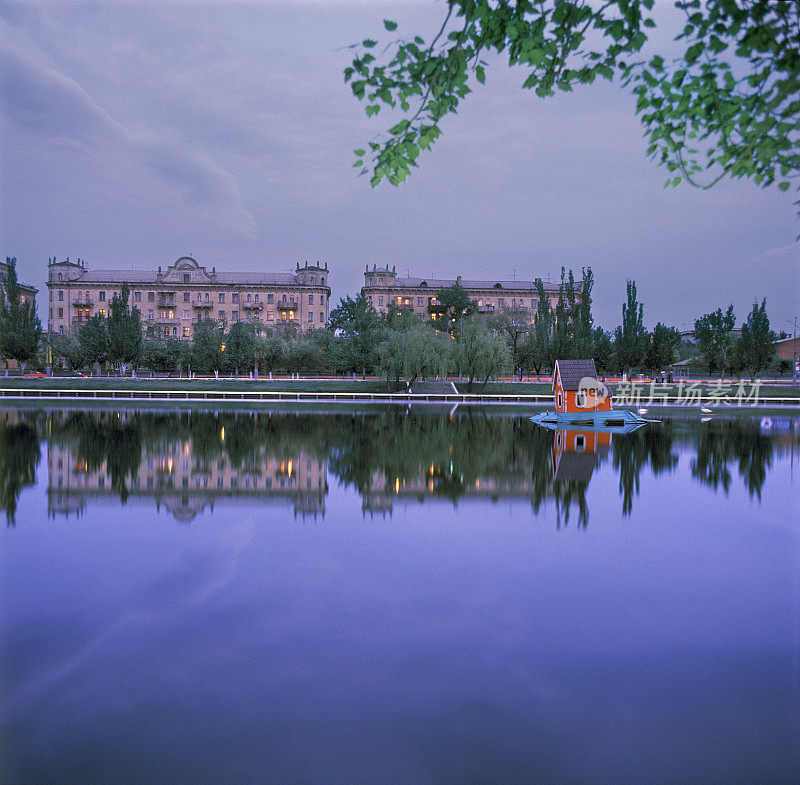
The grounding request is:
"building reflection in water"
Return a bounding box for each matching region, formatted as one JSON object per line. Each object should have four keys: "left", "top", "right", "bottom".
{"left": 0, "top": 408, "right": 796, "bottom": 526}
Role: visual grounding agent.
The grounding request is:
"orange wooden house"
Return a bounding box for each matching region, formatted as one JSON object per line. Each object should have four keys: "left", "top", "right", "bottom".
{"left": 553, "top": 359, "right": 613, "bottom": 414}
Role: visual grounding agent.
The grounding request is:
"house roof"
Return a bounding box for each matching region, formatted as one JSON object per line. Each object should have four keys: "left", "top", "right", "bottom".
{"left": 389, "top": 276, "right": 562, "bottom": 292}
{"left": 59, "top": 269, "right": 300, "bottom": 286}
{"left": 555, "top": 359, "right": 598, "bottom": 391}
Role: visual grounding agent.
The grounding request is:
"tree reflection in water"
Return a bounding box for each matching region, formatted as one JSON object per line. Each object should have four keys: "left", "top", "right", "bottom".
{"left": 0, "top": 408, "right": 792, "bottom": 526}
{"left": 0, "top": 413, "right": 41, "bottom": 525}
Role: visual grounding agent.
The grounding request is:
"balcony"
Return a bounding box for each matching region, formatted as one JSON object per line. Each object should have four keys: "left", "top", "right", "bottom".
{"left": 73, "top": 297, "right": 93, "bottom": 307}
{"left": 157, "top": 296, "right": 175, "bottom": 308}
{"left": 155, "top": 317, "right": 179, "bottom": 325}
{"left": 277, "top": 300, "right": 299, "bottom": 311}
{"left": 427, "top": 302, "right": 445, "bottom": 313}
{"left": 192, "top": 301, "right": 213, "bottom": 310}
{"left": 242, "top": 301, "right": 263, "bottom": 310}
{"left": 72, "top": 316, "right": 89, "bottom": 325}
{"left": 477, "top": 304, "right": 495, "bottom": 314}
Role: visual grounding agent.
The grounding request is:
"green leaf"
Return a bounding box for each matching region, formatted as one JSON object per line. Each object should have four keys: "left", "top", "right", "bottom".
{"left": 353, "top": 148, "right": 366, "bottom": 157}
{"left": 389, "top": 119, "right": 410, "bottom": 135}
{"left": 476, "top": 65, "right": 485, "bottom": 84}
{"left": 685, "top": 42, "right": 704, "bottom": 64}
{"left": 362, "top": 39, "right": 377, "bottom": 48}
{"left": 778, "top": 182, "right": 790, "bottom": 192}
{"left": 383, "top": 19, "right": 397, "bottom": 31}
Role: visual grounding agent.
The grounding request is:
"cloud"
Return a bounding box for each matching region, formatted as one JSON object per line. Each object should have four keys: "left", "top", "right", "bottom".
{"left": 0, "top": 39, "right": 254, "bottom": 234}
{"left": 760, "top": 242, "right": 799, "bottom": 258}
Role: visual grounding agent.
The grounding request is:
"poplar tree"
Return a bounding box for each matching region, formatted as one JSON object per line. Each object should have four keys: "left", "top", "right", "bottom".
{"left": 0, "top": 257, "right": 42, "bottom": 373}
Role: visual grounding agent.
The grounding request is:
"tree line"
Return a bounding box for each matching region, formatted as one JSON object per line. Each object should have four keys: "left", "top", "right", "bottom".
{"left": 0, "top": 256, "right": 788, "bottom": 381}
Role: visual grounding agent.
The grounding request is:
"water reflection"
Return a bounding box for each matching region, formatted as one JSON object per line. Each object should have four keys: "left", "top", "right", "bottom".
{"left": 1, "top": 408, "right": 797, "bottom": 526}
{"left": 0, "top": 411, "right": 41, "bottom": 526}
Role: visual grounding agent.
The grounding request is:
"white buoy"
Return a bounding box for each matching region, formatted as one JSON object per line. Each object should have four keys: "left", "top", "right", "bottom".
{"left": 701, "top": 407, "right": 713, "bottom": 414}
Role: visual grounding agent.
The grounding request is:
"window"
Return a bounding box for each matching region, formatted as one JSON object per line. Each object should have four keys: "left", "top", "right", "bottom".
{"left": 183, "top": 326, "right": 190, "bottom": 337}
{"left": 183, "top": 274, "right": 191, "bottom": 283}
{"left": 59, "top": 325, "right": 64, "bottom": 334}
{"left": 49, "top": 308, "right": 52, "bottom": 320}
{"left": 58, "top": 307, "right": 63, "bottom": 317}
{"left": 168, "top": 310, "right": 174, "bottom": 319}
{"left": 232, "top": 311, "right": 239, "bottom": 321}
{"left": 49, "top": 291, "right": 53, "bottom": 301}
{"left": 219, "top": 293, "right": 225, "bottom": 303}
{"left": 498, "top": 298, "right": 504, "bottom": 307}
{"left": 417, "top": 298, "right": 423, "bottom": 306}
{"left": 246, "top": 293, "right": 251, "bottom": 302}
{"left": 378, "top": 296, "right": 383, "bottom": 306}
{"left": 99, "top": 309, "right": 106, "bottom": 318}
{"left": 309, "top": 295, "right": 314, "bottom": 304}
{"left": 265, "top": 310, "right": 272, "bottom": 321}
{"left": 148, "top": 292, "right": 154, "bottom": 302}
{"left": 289, "top": 310, "right": 294, "bottom": 320}
{"left": 321, "top": 277, "right": 325, "bottom": 285}
{"left": 58, "top": 291, "right": 63, "bottom": 301}
{"left": 204, "top": 292, "right": 209, "bottom": 302}
{"left": 134, "top": 291, "right": 141, "bottom": 302}
{"left": 320, "top": 313, "right": 324, "bottom": 324}
{"left": 254, "top": 294, "right": 259, "bottom": 303}
{"left": 531, "top": 299, "right": 537, "bottom": 308}
{"left": 183, "top": 292, "right": 190, "bottom": 302}
{"left": 232, "top": 292, "right": 239, "bottom": 303}
{"left": 218, "top": 310, "right": 224, "bottom": 321}
{"left": 397, "top": 296, "right": 402, "bottom": 305}
{"left": 99, "top": 291, "right": 105, "bottom": 301}
{"left": 308, "top": 312, "right": 313, "bottom": 321}
{"left": 148, "top": 309, "right": 154, "bottom": 319}
{"left": 512, "top": 299, "right": 516, "bottom": 307}
{"left": 58, "top": 273, "right": 62, "bottom": 281}
{"left": 168, "top": 292, "right": 174, "bottom": 302}
{"left": 320, "top": 295, "right": 324, "bottom": 305}
{"left": 281, "top": 312, "right": 287, "bottom": 322}
{"left": 267, "top": 293, "right": 273, "bottom": 303}
{"left": 182, "top": 310, "right": 189, "bottom": 319}
{"left": 478, "top": 299, "right": 483, "bottom": 307}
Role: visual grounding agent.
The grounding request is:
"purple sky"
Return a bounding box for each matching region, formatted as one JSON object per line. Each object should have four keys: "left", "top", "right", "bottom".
{"left": 1, "top": 0, "right": 797, "bottom": 333}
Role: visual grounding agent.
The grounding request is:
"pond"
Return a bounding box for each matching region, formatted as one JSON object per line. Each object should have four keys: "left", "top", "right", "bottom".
{"left": 1, "top": 407, "right": 798, "bottom": 785}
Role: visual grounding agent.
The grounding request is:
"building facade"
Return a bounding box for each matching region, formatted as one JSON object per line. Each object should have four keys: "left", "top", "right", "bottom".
{"left": 46, "top": 255, "right": 331, "bottom": 337}
{"left": 361, "top": 265, "right": 563, "bottom": 322}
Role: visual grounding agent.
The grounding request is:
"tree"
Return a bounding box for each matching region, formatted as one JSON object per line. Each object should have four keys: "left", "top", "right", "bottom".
{"left": 346, "top": 1, "right": 799, "bottom": 213}
{"left": 79, "top": 314, "right": 109, "bottom": 374}
{"left": 224, "top": 321, "right": 255, "bottom": 375}
{"left": 492, "top": 305, "right": 532, "bottom": 380}
{"left": 256, "top": 330, "right": 286, "bottom": 377}
{"left": 328, "top": 294, "right": 381, "bottom": 376}
{"left": 377, "top": 324, "right": 449, "bottom": 391}
{"left": 431, "top": 282, "right": 477, "bottom": 326}
{"left": 645, "top": 322, "right": 681, "bottom": 373}
{"left": 738, "top": 298, "right": 776, "bottom": 378}
{"left": 613, "top": 280, "right": 647, "bottom": 374}
{"left": 525, "top": 278, "right": 556, "bottom": 375}
{"left": 694, "top": 304, "right": 737, "bottom": 375}
{"left": 107, "top": 283, "right": 142, "bottom": 375}
{"left": 0, "top": 257, "right": 42, "bottom": 373}
{"left": 191, "top": 319, "right": 225, "bottom": 377}
{"left": 592, "top": 327, "right": 614, "bottom": 377}
{"left": 453, "top": 318, "right": 512, "bottom": 391}
{"left": 51, "top": 331, "right": 85, "bottom": 371}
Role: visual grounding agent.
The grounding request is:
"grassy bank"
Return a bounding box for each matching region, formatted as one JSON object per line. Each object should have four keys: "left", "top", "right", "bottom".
{"left": 1, "top": 377, "right": 798, "bottom": 398}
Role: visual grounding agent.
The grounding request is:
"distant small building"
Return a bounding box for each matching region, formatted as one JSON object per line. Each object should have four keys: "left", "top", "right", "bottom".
{"left": 774, "top": 336, "right": 798, "bottom": 363}
{"left": 552, "top": 359, "right": 612, "bottom": 413}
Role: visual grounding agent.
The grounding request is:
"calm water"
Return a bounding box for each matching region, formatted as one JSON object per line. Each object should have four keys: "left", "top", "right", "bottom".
{"left": 1, "top": 407, "right": 798, "bottom": 785}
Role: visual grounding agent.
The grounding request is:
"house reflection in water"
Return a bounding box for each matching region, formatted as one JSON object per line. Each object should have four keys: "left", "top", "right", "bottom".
{"left": 552, "top": 429, "right": 611, "bottom": 483}
{"left": 47, "top": 441, "right": 327, "bottom": 523}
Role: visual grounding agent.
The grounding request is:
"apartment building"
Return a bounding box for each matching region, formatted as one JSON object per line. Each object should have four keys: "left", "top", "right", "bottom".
{"left": 361, "top": 265, "right": 563, "bottom": 322}
{"left": 46, "top": 255, "right": 331, "bottom": 337}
